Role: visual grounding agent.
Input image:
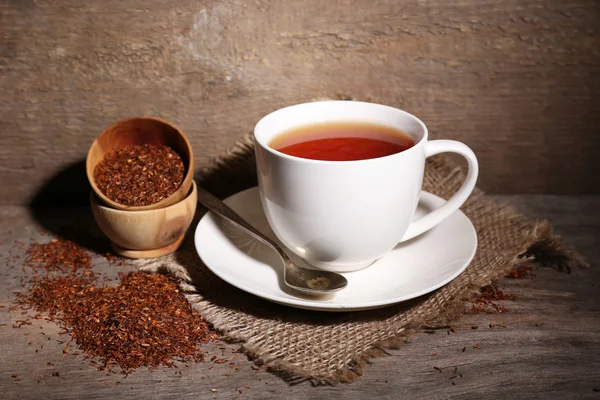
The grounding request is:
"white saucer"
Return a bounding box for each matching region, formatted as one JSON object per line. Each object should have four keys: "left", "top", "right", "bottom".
{"left": 194, "top": 187, "right": 477, "bottom": 312}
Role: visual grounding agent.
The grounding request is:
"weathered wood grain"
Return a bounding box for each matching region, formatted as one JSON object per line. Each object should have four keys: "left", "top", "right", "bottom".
{"left": 0, "top": 195, "right": 599, "bottom": 399}
{"left": 1, "top": 0, "right": 599, "bottom": 205}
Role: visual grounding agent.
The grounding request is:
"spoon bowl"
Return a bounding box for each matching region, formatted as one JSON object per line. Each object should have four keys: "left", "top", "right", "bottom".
{"left": 86, "top": 116, "right": 194, "bottom": 211}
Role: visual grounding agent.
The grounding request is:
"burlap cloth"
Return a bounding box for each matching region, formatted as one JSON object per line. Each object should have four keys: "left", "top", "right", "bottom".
{"left": 136, "top": 133, "right": 585, "bottom": 384}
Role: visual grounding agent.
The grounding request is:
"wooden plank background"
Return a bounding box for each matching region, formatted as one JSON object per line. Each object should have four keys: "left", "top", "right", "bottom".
{"left": 1, "top": 0, "right": 599, "bottom": 205}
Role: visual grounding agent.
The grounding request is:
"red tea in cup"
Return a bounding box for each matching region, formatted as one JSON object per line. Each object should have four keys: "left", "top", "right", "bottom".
{"left": 269, "top": 122, "right": 415, "bottom": 161}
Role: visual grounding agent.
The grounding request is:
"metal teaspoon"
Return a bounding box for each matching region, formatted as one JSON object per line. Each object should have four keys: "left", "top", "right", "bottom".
{"left": 197, "top": 187, "right": 348, "bottom": 294}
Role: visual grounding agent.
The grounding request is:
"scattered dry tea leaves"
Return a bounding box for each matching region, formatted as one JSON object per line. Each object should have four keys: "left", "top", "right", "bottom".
{"left": 18, "top": 272, "right": 215, "bottom": 374}
{"left": 465, "top": 264, "right": 538, "bottom": 314}
{"left": 505, "top": 264, "right": 536, "bottom": 279}
{"left": 10, "top": 237, "right": 219, "bottom": 375}
{"left": 23, "top": 275, "right": 95, "bottom": 318}
{"left": 470, "top": 282, "right": 516, "bottom": 313}
{"left": 93, "top": 144, "right": 185, "bottom": 207}
{"left": 26, "top": 239, "right": 92, "bottom": 273}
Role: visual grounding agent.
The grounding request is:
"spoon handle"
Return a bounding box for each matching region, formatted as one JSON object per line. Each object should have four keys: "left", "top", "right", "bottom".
{"left": 197, "top": 187, "right": 287, "bottom": 259}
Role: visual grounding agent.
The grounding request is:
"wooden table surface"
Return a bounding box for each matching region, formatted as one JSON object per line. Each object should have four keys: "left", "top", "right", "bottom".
{"left": 1, "top": 195, "right": 599, "bottom": 399}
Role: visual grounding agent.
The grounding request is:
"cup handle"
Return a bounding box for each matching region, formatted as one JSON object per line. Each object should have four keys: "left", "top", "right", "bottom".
{"left": 401, "top": 140, "right": 479, "bottom": 242}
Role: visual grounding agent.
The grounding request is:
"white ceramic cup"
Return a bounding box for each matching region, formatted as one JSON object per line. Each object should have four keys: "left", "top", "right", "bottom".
{"left": 254, "top": 101, "right": 478, "bottom": 272}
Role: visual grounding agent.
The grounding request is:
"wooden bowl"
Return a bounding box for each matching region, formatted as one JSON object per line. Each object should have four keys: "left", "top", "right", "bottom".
{"left": 86, "top": 116, "right": 194, "bottom": 211}
{"left": 90, "top": 181, "right": 198, "bottom": 258}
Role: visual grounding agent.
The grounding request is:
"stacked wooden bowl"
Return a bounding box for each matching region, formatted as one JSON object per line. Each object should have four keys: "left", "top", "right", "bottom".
{"left": 86, "top": 117, "right": 197, "bottom": 258}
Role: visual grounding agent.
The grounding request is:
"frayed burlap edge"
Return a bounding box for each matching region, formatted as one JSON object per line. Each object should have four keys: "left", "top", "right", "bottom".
{"left": 137, "top": 132, "right": 587, "bottom": 385}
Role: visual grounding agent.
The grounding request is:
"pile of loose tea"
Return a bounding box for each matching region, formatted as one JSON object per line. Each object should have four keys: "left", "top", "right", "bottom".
{"left": 93, "top": 144, "right": 185, "bottom": 207}
{"left": 13, "top": 237, "right": 216, "bottom": 374}
{"left": 20, "top": 272, "right": 214, "bottom": 373}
